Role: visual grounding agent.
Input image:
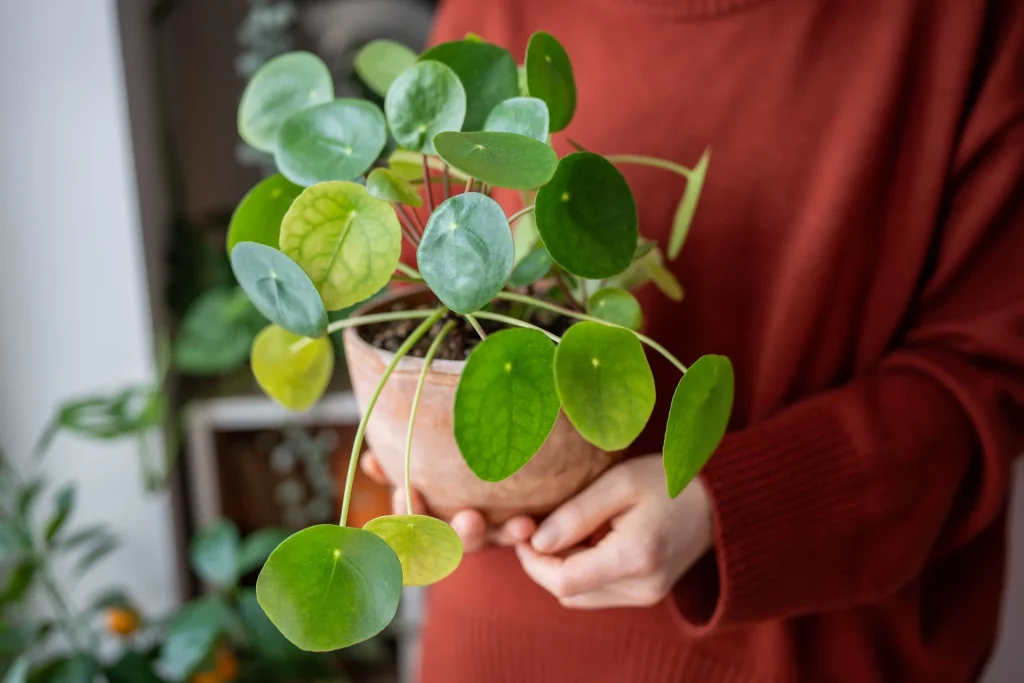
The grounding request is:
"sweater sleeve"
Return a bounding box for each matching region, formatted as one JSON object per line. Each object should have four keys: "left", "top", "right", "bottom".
{"left": 673, "top": 8, "right": 1024, "bottom": 629}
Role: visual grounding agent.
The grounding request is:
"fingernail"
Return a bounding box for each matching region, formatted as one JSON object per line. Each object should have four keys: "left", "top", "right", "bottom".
{"left": 532, "top": 526, "right": 557, "bottom": 552}
{"left": 451, "top": 516, "right": 471, "bottom": 538}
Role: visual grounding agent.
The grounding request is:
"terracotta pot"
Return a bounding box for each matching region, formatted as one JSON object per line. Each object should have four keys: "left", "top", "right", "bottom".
{"left": 342, "top": 287, "right": 620, "bottom": 524}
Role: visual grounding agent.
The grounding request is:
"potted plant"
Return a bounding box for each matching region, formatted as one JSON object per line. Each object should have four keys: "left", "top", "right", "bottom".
{"left": 226, "top": 32, "right": 734, "bottom": 652}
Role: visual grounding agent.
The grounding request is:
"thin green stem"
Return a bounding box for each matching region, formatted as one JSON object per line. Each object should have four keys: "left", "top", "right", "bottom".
{"left": 553, "top": 269, "right": 583, "bottom": 310}
{"left": 404, "top": 320, "right": 455, "bottom": 513}
{"left": 395, "top": 262, "right": 422, "bottom": 280}
{"left": 464, "top": 314, "right": 486, "bottom": 340}
{"left": 288, "top": 309, "right": 437, "bottom": 353}
{"left": 423, "top": 156, "right": 435, "bottom": 213}
{"left": 495, "top": 292, "right": 688, "bottom": 373}
{"left": 339, "top": 308, "right": 447, "bottom": 526}
{"left": 507, "top": 204, "right": 535, "bottom": 225}
{"left": 604, "top": 154, "right": 692, "bottom": 180}
{"left": 472, "top": 311, "right": 561, "bottom": 343}
{"left": 442, "top": 164, "right": 452, "bottom": 200}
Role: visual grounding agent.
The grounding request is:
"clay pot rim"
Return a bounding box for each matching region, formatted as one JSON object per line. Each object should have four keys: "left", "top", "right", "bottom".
{"left": 342, "top": 285, "right": 467, "bottom": 380}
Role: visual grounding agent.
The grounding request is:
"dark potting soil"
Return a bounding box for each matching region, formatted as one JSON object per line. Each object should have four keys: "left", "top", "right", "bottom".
{"left": 360, "top": 299, "right": 574, "bottom": 362}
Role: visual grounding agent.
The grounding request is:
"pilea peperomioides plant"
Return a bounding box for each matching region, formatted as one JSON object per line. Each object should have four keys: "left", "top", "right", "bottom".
{"left": 227, "top": 32, "right": 733, "bottom": 651}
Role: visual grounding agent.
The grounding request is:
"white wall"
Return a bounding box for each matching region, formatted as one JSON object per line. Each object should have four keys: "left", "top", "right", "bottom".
{"left": 0, "top": 0, "right": 178, "bottom": 619}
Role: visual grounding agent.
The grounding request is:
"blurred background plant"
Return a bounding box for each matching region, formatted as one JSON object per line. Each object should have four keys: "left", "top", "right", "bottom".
{"left": 1, "top": 402, "right": 390, "bottom": 683}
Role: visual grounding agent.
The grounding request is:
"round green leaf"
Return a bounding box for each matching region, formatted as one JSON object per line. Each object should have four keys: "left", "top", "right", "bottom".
{"left": 553, "top": 321, "right": 655, "bottom": 451}
{"left": 433, "top": 131, "right": 557, "bottom": 190}
{"left": 256, "top": 525, "right": 402, "bottom": 651}
{"left": 525, "top": 32, "right": 576, "bottom": 133}
{"left": 535, "top": 152, "right": 638, "bottom": 279}
{"left": 363, "top": 514, "right": 463, "bottom": 586}
{"left": 189, "top": 520, "right": 240, "bottom": 589}
{"left": 354, "top": 39, "right": 418, "bottom": 97}
{"left": 586, "top": 288, "right": 642, "bottom": 330}
{"left": 663, "top": 355, "right": 734, "bottom": 497}
{"left": 280, "top": 181, "right": 402, "bottom": 311}
{"left": 238, "top": 51, "right": 334, "bottom": 153}
{"left": 508, "top": 246, "right": 553, "bottom": 288}
{"left": 365, "top": 168, "right": 423, "bottom": 207}
{"left": 384, "top": 61, "right": 466, "bottom": 155}
{"left": 483, "top": 96, "right": 549, "bottom": 142}
{"left": 230, "top": 242, "right": 328, "bottom": 338}
{"left": 454, "top": 328, "right": 561, "bottom": 481}
{"left": 274, "top": 99, "right": 387, "bottom": 187}
{"left": 251, "top": 325, "right": 334, "bottom": 411}
{"left": 227, "top": 174, "right": 303, "bottom": 252}
{"left": 174, "top": 287, "right": 266, "bottom": 375}
{"left": 419, "top": 40, "right": 518, "bottom": 131}
{"left": 416, "top": 193, "right": 513, "bottom": 314}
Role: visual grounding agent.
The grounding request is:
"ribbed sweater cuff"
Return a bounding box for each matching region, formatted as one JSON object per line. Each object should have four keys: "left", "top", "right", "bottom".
{"left": 672, "top": 402, "right": 866, "bottom": 629}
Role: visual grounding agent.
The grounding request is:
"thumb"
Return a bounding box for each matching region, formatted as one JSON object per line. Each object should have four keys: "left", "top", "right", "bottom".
{"left": 531, "top": 464, "right": 638, "bottom": 554}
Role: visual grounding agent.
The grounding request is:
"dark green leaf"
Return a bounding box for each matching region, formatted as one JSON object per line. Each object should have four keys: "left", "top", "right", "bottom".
{"left": 384, "top": 61, "right": 466, "bottom": 155}
{"left": 419, "top": 40, "right": 518, "bottom": 131}
{"left": 226, "top": 174, "right": 303, "bottom": 253}
{"left": 433, "top": 131, "right": 557, "bottom": 190}
{"left": 74, "top": 536, "right": 119, "bottom": 574}
{"left": 363, "top": 515, "right": 462, "bottom": 586}
{"left": 0, "top": 561, "right": 36, "bottom": 606}
{"left": 16, "top": 480, "right": 43, "bottom": 518}
{"left": 417, "top": 193, "right": 513, "bottom": 313}
{"left": 236, "top": 588, "right": 302, "bottom": 663}
{"left": 229, "top": 242, "right": 328, "bottom": 338}
{"left": 275, "top": 99, "right": 387, "bottom": 187}
{"left": 525, "top": 32, "right": 576, "bottom": 133}
{"left": 535, "top": 152, "right": 638, "bottom": 279}
{"left": 553, "top": 322, "right": 655, "bottom": 451}
{"left": 483, "top": 96, "right": 549, "bottom": 142}
{"left": 174, "top": 287, "right": 266, "bottom": 376}
{"left": 256, "top": 525, "right": 402, "bottom": 651}
{"left": 668, "top": 147, "right": 710, "bottom": 260}
{"left": 238, "top": 52, "right": 334, "bottom": 153}
{"left": 586, "top": 288, "right": 642, "bottom": 330}
{"left": 45, "top": 655, "right": 96, "bottom": 683}
{"left": 104, "top": 651, "right": 162, "bottom": 683}
{"left": 156, "top": 597, "right": 227, "bottom": 680}
{"left": 508, "top": 246, "right": 553, "bottom": 288}
{"left": 58, "top": 526, "right": 111, "bottom": 554}
{"left": 43, "top": 487, "right": 74, "bottom": 544}
{"left": 189, "top": 520, "right": 241, "bottom": 589}
{"left": 354, "top": 40, "right": 418, "bottom": 97}
{"left": 663, "top": 355, "right": 734, "bottom": 497}
{"left": 454, "top": 328, "right": 560, "bottom": 481}
{"left": 237, "top": 527, "right": 289, "bottom": 575}
{"left": 366, "top": 168, "right": 423, "bottom": 207}
{"left": 280, "top": 182, "right": 402, "bottom": 311}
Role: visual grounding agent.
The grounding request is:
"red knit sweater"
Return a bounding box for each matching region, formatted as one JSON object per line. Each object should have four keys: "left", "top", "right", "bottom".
{"left": 416, "top": 1, "right": 1024, "bottom": 681}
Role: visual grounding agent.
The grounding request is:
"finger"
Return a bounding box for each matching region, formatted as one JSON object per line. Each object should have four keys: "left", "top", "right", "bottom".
{"left": 531, "top": 464, "right": 638, "bottom": 553}
{"left": 359, "top": 450, "right": 390, "bottom": 486}
{"left": 450, "top": 510, "right": 489, "bottom": 552}
{"left": 487, "top": 515, "right": 537, "bottom": 546}
{"left": 391, "top": 487, "right": 427, "bottom": 515}
{"left": 557, "top": 588, "right": 634, "bottom": 610}
{"left": 516, "top": 538, "right": 630, "bottom": 599}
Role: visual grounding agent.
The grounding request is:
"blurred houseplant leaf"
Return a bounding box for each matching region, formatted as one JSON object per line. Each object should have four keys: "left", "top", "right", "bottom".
{"left": 189, "top": 520, "right": 241, "bottom": 589}
{"left": 174, "top": 287, "right": 266, "bottom": 376}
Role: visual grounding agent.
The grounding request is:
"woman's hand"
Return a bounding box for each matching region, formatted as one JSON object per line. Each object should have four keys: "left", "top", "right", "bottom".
{"left": 360, "top": 450, "right": 536, "bottom": 551}
{"left": 515, "top": 455, "right": 714, "bottom": 609}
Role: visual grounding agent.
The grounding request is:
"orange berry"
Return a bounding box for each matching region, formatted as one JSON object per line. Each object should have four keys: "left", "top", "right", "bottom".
{"left": 189, "top": 671, "right": 220, "bottom": 683}
{"left": 105, "top": 607, "right": 140, "bottom": 636}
